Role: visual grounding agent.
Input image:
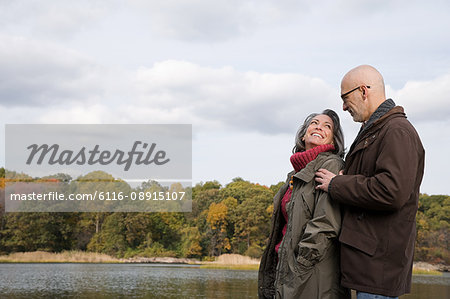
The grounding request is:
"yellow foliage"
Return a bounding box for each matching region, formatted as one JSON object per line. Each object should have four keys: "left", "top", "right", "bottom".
{"left": 207, "top": 202, "right": 228, "bottom": 230}
{"left": 223, "top": 238, "right": 231, "bottom": 251}
{"left": 222, "top": 197, "right": 238, "bottom": 210}
{"left": 266, "top": 204, "right": 274, "bottom": 216}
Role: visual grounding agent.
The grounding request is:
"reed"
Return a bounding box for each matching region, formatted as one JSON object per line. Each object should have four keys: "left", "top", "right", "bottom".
{"left": 212, "top": 254, "right": 260, "bottom": 265}
{"left": 200, "top": 264, "right": 259, "bottom": 270}
{"left": 412, "top": 268, "right": 442, "bottom": 275}
{"left": 0, "top": 251, "right": 121, "bottom": 263}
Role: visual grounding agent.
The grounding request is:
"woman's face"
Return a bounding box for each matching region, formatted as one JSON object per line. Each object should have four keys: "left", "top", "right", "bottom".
{"left": 304, "top": 114, "right": 334, "bottom": 150}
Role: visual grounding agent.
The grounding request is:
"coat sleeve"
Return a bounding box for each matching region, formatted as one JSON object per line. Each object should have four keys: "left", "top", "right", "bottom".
{"left": 329, "top": 126, "right": 423, "bottom": 211}
{"left": 297, "top": 158, "right": 343, "bottom": 268}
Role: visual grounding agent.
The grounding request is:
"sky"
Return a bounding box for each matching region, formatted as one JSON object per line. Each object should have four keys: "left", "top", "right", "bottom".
{"left": 1, "top": 0, "right": 449, "bottom": 194}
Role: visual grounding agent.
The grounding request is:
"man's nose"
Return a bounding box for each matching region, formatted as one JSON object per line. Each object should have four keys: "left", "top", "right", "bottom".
{"left": 343, "top": 102, "right": 348, "bottom": 111}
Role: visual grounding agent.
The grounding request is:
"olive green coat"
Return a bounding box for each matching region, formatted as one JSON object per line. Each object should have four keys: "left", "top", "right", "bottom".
{"left": 258, "top": 152, "right": 350, "bottom": 299}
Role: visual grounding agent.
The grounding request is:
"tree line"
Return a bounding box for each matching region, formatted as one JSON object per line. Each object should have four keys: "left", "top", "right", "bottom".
{"left": 0, "top": 168, "right": 448, "bottom": 264}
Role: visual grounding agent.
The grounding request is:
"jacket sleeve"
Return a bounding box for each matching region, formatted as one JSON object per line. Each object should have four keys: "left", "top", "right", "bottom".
{"left": 297, "top": 158, "right": 343, "bottom": 268}
{"left": 329, "top": 126, "right": 423, "bottom": 211}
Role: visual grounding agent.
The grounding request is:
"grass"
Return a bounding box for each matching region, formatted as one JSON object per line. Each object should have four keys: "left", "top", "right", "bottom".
{"left": 199, "top": 254, "right": 260, "bottom": 270}
{"left": 213, "top": 253, "right": 260, "bottom": 265}
{"left": 412, "top": 268, "right": 442, "bottom": 275}
{"left": 0, "top": 252, "right": 442, "bottom": 275}
{"left": 0, "top": 251, "right": 122, "bottom": 263}
{"left": 200, "top": 264, "right": 259, "bottom": 270}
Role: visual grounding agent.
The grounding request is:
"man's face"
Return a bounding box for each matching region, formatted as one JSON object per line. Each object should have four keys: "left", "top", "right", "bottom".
{"left": 340, "top": 83, "right": 367, "bottom": 123}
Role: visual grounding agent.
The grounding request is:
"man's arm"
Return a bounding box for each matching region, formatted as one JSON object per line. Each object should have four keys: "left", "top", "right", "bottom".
{"left": 316, "top": 127, "right": 423, "bottom": 211}
{"left": 315, "top": 168, "right": 339, "bottom": 192}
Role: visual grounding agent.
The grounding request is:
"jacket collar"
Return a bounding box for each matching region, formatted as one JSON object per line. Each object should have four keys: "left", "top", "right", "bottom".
{"left": 361, "top": 98, "right": 395, "bottom": 134}
{"left": 353, "top": 99, "right": 395, "bottom": 145}
{"left": 363, "top": 105, "right": 405, "bottom": 135}
{"left": 347, "top": 106, "right": 406, "bottom": 157}
{"left": 293, "top": 152, "right": 333, "bottom": 183}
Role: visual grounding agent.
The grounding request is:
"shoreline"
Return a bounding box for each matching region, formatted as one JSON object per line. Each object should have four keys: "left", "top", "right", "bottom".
{"left": 0, "top": 251, "right": 447, "bottom": 274}
{"left": 413, "top": 261, "right": 449, "bottom": 274}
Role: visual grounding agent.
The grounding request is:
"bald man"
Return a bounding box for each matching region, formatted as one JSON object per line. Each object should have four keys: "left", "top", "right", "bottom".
{"left": 315, "top": 65, "right": 425, "bottom": 299}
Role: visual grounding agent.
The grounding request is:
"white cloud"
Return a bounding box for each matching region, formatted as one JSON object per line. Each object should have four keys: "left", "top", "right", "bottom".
{"left": 3, "top": 36, "right": 449, "bottom": 136}
{"left": 37, "top": 104, "right": 109, "bottom": 124}
{"left": 388, "top": 74, "right": 450, "bottom": 123}
{"left": 130, "top": 60, "right": 337, "bottom": 133}
{"left": 0, "top": 0, "right": 111, "bottom": 39}
{"left": 0, "top": 37, "right": 340, "bottom": 134}
{"left": 0, "top": 35, "right": 105, "bottom": 107}
{"left": 129, "top": 0, "right": 306, "bottom": 41}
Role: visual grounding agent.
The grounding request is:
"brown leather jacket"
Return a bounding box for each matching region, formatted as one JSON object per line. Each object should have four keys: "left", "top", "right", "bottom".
{"left": 258, "top": 152, "right": 350, "bottom": 299}
{"left": 329, "top": 106, "right": 425, "bottom": 297}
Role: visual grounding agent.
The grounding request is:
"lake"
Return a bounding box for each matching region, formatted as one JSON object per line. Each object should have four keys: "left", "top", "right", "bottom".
{"left": 0, "top": 263, "right": 448, "bottom": 298}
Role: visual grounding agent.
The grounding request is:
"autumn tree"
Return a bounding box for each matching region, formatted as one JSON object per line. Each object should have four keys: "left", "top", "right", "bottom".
{"left": 415, "top": 194, "right": 450, "bottom": 263}
{"left": 180, "top": 226, "right": 202, "bottom": 257}
{"left": 206, "top": 202, "right": 230, "bottom": 256}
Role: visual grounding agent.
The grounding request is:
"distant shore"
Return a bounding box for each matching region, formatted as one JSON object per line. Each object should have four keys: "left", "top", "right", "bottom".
{"left": 0, "top": 251, "right": 446, "bottom": 274}
{"left": 0, "top": 252, "right": 260, "bottom": 268}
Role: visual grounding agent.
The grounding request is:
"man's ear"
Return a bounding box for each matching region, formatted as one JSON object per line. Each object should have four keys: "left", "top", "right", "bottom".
{"left": 361, "top": 86, "right": 368, "bottom": 99}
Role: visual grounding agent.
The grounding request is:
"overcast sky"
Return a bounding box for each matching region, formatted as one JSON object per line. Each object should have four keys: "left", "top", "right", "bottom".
{"left": 1, "top": 0, "right": 449, "bottom": 194}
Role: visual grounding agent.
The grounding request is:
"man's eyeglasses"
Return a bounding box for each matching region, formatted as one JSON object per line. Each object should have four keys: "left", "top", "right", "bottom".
{"left": 340, "top": 85, "right": 370, "bottom": 99}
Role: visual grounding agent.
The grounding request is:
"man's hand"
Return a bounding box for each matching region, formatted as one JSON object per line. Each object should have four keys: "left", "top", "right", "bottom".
{"left": 315, "top": 169, "right": 343, "bottom": 192}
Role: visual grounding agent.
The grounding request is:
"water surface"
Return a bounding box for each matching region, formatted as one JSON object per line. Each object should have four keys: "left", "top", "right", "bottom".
{"left": 0, "top": 263, "right": 448, "bottom": 298}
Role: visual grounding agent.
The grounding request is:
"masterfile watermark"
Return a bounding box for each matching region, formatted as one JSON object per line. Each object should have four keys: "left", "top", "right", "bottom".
{"left": 26, "top": 141, "right": 170, "bottom": 171}
{"left": 5, "top": 124, "right": 192, "bottom": 212}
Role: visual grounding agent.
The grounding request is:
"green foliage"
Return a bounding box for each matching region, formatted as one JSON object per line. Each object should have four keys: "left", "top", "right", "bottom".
{"left": 245, "top": 244, "right": 263, "bottom": 259}
{"left": 140, "top": 242, "right": 177, "bottom": 258}
{"left": 270, "top": 181, "right": 285, "bottom": 195}
{"left": 180, "top": 226, "right": 202, "bottom": 258}
{"left": 87, "top": 213, "right": 128, "bottom": 256}
{"left": 415, "top": 194, "right": 450, "bottom": 264}
{"left": 191, "top": 186, "right": 221, "bottom": 218}
{"left": 0, "top": 212, "right": 76, "bottom": 252}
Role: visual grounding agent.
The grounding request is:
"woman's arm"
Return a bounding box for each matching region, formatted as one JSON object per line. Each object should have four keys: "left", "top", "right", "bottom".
{"left": 296, "top": 158, "right": 343, "bottom": 268}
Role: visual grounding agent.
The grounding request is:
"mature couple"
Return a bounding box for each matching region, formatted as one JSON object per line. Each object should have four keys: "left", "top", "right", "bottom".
{"left": 258, "top": 65, "right": 425, "bottom": 299}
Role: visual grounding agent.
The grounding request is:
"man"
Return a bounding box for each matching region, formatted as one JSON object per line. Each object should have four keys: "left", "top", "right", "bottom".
{"left": 315, "top": 65, "right": 425, "bottom": 299}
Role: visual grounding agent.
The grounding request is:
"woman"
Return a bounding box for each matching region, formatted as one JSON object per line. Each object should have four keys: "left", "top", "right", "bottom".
{"left": 258, "top": 109, "right": 350, "bottom": 299}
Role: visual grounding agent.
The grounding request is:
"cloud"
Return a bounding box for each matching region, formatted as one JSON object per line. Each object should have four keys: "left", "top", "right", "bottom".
{"left": 0, "top": 31, "right": 339, "bottom": 134}
{"left": 388, "top": 74, "right": 450, "bottom": 123}
{"left": 0, "top": 35, "right": 105, "bottom": 107}
{"left": 0, "top": 0, "right": 309, "bottom": 42}
{"left": 129, "top": 0, "right": 307, "bottom": 41}
{"left": 0, "top": 0, "right": 110, "bottom": 39}
{"left": 0, "top": 45, "right": 338, "bottom": 134}
{"left": 3, "top": 38, "right": 449, "bottom": 136}
{"left": 129, "top": 60, "right": 336, "bottom": 133}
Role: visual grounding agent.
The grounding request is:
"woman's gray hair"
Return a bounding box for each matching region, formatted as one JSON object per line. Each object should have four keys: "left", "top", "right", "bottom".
{"left": 292, "top": 109, "right": 345, "bottom": 158}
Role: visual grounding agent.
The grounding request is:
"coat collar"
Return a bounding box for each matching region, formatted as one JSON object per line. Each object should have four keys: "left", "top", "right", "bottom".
{"left": 365, "top": 105, "right": 405, "bottom": 134}
{"left": 347, "top": 106, "right": 406, "bottom": 157}
{"left": 293, "top": 152, "right": 334, "bottom": 183}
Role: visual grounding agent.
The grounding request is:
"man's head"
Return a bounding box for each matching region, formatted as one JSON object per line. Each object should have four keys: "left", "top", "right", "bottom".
{"left": 340, "top": 65, "right": 386, "bottom": 123}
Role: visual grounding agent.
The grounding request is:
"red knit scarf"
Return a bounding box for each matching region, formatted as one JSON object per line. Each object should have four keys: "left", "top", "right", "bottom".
{"left": 290, "top": 143, "right": 335, "bottom": 172}
{"left": 275, "top": 143, "right": 335, "bottom": 253}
